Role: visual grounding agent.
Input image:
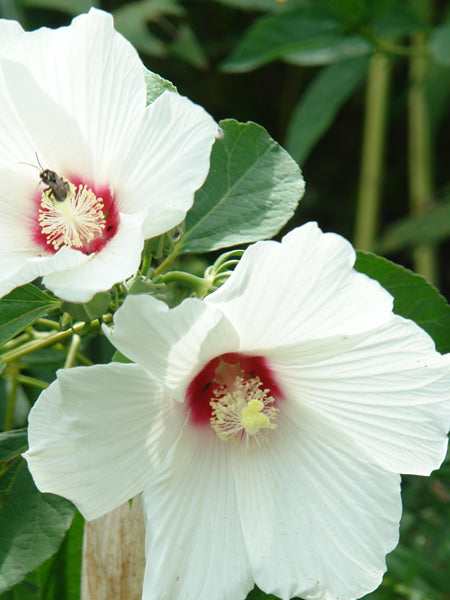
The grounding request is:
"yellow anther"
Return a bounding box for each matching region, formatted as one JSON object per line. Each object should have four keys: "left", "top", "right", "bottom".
{"left": 210, "top": 376, "right": 278, "bottom": 451}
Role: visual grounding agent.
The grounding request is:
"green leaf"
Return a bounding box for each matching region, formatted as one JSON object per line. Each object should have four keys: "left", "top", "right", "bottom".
{"left": 112, "top": 350, "right": 132, "bottom": 363}
{"left": 355, "top": 252, "right": 450, "bottom": 354}
{"left": 0, "top": 430, "right": 75, "bottom": 593}
{"left": 284, "top": 35, "right": 371, "bottom": 66}
{"left": 286, "top": 56, "right": 369, "bottom": 164}
{"left": 0, "top": 510, "right": 84, "bottom": 600}
{"left": 246, "top": 586, "right": 280, "bottom": 599}
{"left": 167, "top": 23, "right": 208, "bottom": 69}
{"left": 0, "top": 285, "right": 59, "bottom": 347}
{"left": 41, "top": 511, "right": 84, "bottom": 600}
{"left": 220, "top": 9, "right": 344, "bottom": 73}
{"left": 144, "top": 68, "right": 177, "bottom": 105}
{"left": 375, "top": 199, "right": 450, "bottom": 253}
{"left": 180, "top": 119, "right": 304, "bottom": 254}
{"left": 60, "top": 291, "right": 111, "bottom": 322}
{"left": 429, "top": 24, "right": 450, "bottom": 67}
{"left": 113, "top": 0, "right": 184, "bottom": 57}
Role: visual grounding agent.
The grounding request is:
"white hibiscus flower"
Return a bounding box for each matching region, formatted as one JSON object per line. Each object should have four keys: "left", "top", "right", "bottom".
{"left": 24, "top": 223, "right": 450, "bottom": 600}
{"left": 0, "top": 9, "right": 218, "bottom": 302}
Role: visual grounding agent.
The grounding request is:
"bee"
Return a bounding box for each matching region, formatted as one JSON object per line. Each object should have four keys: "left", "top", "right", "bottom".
{"left": 20, "top": 153, "right": 70, "bottom": 202}
{"left": 39, "top": 169, "right": 70, "bottom": 202}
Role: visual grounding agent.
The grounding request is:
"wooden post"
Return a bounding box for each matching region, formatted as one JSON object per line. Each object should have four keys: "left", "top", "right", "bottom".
{"left": 81, "top": 495, "right": 146, "bottom": 600}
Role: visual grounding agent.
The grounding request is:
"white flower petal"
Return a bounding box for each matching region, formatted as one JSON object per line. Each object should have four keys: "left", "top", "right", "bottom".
{"left": 42, "top": 213, "right": 144, "bottom": 302}
{"left": 114, "top": 91, "right": 218, "bottom": 236}
{"left": 142, "top": 423, "right": 253, "bottom": 600}
{"left": 232, "top": 410, "right": 402, "bottom": 600}
{"left": 24, "top": 362, "right": 184, "bottom": 521}
{"left": 106, "top": 295, "right": 240, "bottom": 399}
{"left": 275, "top": 315, "right": 450, "bottom": 476}
{"left": 0, "top": 9, "right": 146, "bottom": 182}
{"left": 0, "top": 17, "right": 23, "bottom": 42}
{"left": 207, "top": 223, "right": 394, "bottom": 352}
{"left": 0, "top": 246, "right": 88, "bottom": 299}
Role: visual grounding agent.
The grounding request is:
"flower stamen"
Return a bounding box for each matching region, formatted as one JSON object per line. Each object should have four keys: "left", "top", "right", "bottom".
{"left": 38, "top": 182, "right": 106, "bottom": 252}
{"left": 210, "top": 375, "right": 278, "bottom": 451}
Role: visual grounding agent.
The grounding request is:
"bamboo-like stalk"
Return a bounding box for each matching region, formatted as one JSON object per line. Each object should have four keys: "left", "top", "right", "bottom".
{"left": 81, "top": 496, "right": 146, "bottom": 600}
{"left": 408, "top": 31, "right": 437, "bottom": 284}
{"left": 354, "top": 52, "right": 391, "bottom": 250}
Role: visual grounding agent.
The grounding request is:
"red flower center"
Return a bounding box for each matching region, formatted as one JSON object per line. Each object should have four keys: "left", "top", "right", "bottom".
{"left": 32, "top": 174, "right": 119, "bottom": 255}
{"left": 186, "top": 353, "right": 284, "bottom": 450}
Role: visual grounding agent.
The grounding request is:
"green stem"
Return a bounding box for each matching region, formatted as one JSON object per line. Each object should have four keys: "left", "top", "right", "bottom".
{"left": 4, "top": 363, "right": 19, "bottom": 431}
{"left": 140, "top": 239, "right": 153, "bottom": 275}
{"left": 0, "top": 331, "right": 31, "bottom": 352}
{"left": 36, "top": 317, "right": 60, "bottom": 330}
{"left": 152, "top": 249, "right": 179, "bottom": 278}
{"left": 212, "top": 249, "right": 244, "bottom": 271}
{"left": 354, "top": 52, "right": 391, "bottom": 250}
{"left": 157, "top": 271, "right": 213, "bottom": 297}
{"left": 17, "top": 374, "right": 49, "bottom": 390}
{"left": 408, "top": 31, "right": 437, "bottom": 283}
{"left": 64, "top": 334, "right": 82, "bottom": 369}
{"left": 0, "top": 315, "right": 112, "bottom": 365}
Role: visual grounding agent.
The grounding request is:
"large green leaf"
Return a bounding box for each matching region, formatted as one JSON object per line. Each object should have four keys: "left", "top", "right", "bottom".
{"left": 0, "top": 285, "right": 59, "bottom": 347}
{"left": 0, "top": 510, "right": 84, "bottom": 600}
{"left": 375, "top": 199, "right": 450, "bottom": 253}
{"left": 286, "top": 55, "right": 369, "bottom": 164}
{"left": 179, "top": 119, "right": 304, "bottom": 254}
{"left": 355, "top": 252, "right": 450, "bottom": 354}
{"left": 0, "top": 430, "right": 75, "bottom": 593}
{"left": 220, "top": 9, "right": 343, "bottom": 72}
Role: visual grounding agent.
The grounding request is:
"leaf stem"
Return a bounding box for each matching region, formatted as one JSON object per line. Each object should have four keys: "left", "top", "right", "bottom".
{"left": 408, "top": 30, "right": 437, "bottom": 283}
{"left": 354, "top": 52, "right": 391, "bottom": 250}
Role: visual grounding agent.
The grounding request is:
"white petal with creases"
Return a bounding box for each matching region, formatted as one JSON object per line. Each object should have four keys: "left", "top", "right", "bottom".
{"left": 115, "top": 91, "right": 218, "bottom": 235}
{"left": 25, "top": 362, "right": 184, "bottom": 521}
{"left": 232, "top": 408, "right": 401, "bottom": 600}
{"left": 142, "top": 424, "right": 253, "bottom": 600}
{"left": 207, "top": 223, "right": 394, "bottom": 352}
{"left": 274, "top": 315, "right": 450, "bottom": 476}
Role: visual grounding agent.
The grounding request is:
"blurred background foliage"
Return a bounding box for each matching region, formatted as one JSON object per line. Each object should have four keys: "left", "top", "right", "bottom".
{"left": 0, "top": 0, "right": 448, "bottom": 599}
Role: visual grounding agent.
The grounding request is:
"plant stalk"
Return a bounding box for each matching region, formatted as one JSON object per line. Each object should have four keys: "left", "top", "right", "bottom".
{"left": 354, "top": 52, "right": 391, "bottom": 250}
{"left": 408, "top": 31, "right": 437, "bottom": 283}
